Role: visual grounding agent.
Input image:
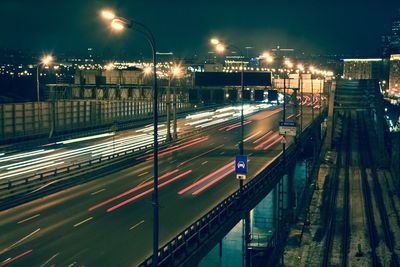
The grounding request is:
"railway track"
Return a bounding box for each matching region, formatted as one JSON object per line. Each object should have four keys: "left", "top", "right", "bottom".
{"left": 321, "top": 111, "right": 400, "bottom": 267}
{"left": 358, "top": 112, "right": 399, "bottom": 267}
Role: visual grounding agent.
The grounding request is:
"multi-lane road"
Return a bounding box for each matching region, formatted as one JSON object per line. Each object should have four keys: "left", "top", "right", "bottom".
{"left": 0, "top": 102, "right": 318, "bottom": 266}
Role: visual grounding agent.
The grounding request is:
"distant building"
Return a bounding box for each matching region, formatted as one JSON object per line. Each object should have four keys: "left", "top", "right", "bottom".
{"left": 389, "top": 54, "right": 400, "bottom": 96}
{"left": 204, "top": 63, "right": 224, "bottom": 72}
{"left": 382, "top": 9, "right": 400, "bottom": 57}
{"left": 342, "top": 58, "right": 384, "bottom": 80}
{"left": 74, "top": 67, "right": 142, "bottom": 85}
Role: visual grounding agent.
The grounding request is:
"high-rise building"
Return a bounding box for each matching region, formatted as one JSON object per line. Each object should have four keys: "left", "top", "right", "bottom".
{"left": 383, "top": 9, "right": 400, "bottom": 56}
{"left": 389, "top": 54, "right": 400, "bottom": 96}
{"left": 391, "top": 10, "right": 400, "bottom": 53}
{"left": 343, "top": 58, "right": 384, "bottom": 80}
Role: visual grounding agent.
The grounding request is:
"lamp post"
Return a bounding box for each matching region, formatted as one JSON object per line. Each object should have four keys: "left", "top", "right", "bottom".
{"left": 283, "top": 59, "right": 293, "bottom": 122}
{"left": 166, "top": 65, "right": 182, "bottom": 141}
{"left": 36, "top": 55, "right": 53, "bottom": 128}
{"left": 297, "top": 64, "right": 304, "bottom": 132}
{"left": 211, "top": 38, "right": 247, "bottom": 267}
{"left": 210, "top": 38, "right": 245, "bottom": 179}
{"left": 101, "top": 10, "right": 160, "bottom": 266}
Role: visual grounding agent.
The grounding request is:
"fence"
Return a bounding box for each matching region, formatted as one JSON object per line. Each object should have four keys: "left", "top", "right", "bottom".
{"left": 0, "top": 99, "right": 192, "bottom": 141}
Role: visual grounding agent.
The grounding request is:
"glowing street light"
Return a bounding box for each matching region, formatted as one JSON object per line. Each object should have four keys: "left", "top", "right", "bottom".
{"left": 36, "top": 54, "right": 53, "bottom": 131}
{"left": 209, "top": 37, "right": 246, "bottom": 193}
{"left": 36, "top": 54, "right": 53, "bottom": 103}
{"left": 297, "top": 64, "right": 304, "bottom": 72}
{"left": 100, "top": 8, "right": 160, "bottom": 266}
{"left": 260, "top": 52, "right": 274, "bottom": 63}
{"left": 284, "top": 59, "right": 293, "bottom": 69}
{"left": 143, "top": 66, "right": 152, "bottom": 76}
{"left": 166, "top": 65, "right": 183, "bottom": 141}
{"left": 110, "top": 19, "right": 125, "bottom": 31}
{"left": 215, "top": 43, "right": 226, "bottom": 53}
{"left": 101, "top": 10, "right": 116, "bottom": 20}
{"left": 210, "top": 38, "right": 220, "bottom": 45}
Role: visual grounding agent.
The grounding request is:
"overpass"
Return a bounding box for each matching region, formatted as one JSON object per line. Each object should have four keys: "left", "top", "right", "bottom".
{"left": 6, "top": 78, "right": 396, "bottom": 266}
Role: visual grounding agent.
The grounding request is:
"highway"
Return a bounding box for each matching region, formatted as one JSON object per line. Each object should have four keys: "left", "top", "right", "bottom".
{"left": 0, "top": 104, "right": 275, "bottom": 183}
{"left": 0, "top": 102, "right": 318, "bottom": 266}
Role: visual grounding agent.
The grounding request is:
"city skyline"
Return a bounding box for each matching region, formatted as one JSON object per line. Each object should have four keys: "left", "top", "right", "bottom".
{"left": 0, "top": 0, "right": 399, "bottom": 58}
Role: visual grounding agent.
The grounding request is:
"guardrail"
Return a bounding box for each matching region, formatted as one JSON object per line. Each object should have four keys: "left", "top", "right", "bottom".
{"left": 0, "top": 106, "right": 279, "bottom": 210}
{"left": 138, "top": 115, "right": 322, "bottom": 267}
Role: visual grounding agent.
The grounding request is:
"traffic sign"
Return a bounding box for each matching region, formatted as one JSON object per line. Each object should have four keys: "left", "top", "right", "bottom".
{"left": 279, "top": 121, "right": 297, "bottom": 136}
{"left": 235, "top": 155, "right": 248, "bottom": 175}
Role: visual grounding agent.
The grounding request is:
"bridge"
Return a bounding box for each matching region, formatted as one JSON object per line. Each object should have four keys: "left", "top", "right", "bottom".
{"left": 0, "top": 79, "right": 398, "bottom": 266}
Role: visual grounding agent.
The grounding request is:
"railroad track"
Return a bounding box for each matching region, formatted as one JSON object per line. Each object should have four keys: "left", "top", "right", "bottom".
{"left": 358, "top": 112, "right": 399, "bottom": 267}
{"left": 322, "top": 112, "right": 350, "bottom": 267}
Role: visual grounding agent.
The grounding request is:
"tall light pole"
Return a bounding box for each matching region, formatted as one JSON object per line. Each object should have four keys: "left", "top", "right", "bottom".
{"left": 166, "top": 65, "right": 182, "bottom": 142}
{"left": 36, "top": 55, "right": 53, "bottom": 128}
{"left": 211, "top": 37, "right": 247, "bottom": 267}
{"left": 283, "top": 59, "right": 293, "bottom": 122}
{"left": 172, "top": 65, "right": 182, "bottom": 140}
{"left": 101, "top": 10, "right": 160, "bottom": 267}
{"left": 210, "top": 38, "right": 245, "bottom": 171}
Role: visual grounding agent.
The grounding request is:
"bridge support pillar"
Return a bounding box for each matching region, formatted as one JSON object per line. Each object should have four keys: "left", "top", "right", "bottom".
{"left": 326, "top": 81, "right": 336, "bottom": 149}
{"left": 392, "top": 132, "right": 400, "bottom": 189}
{"left": 287, "top": 164, "right": 295, "bottom": 222}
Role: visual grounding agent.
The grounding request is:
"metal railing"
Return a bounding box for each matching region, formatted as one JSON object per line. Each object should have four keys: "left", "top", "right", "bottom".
{"left": 138, "top": 115, "right": 322, "bottom": 267}
{"left": 0, "top": 106, "right": 277, "bottom": 210}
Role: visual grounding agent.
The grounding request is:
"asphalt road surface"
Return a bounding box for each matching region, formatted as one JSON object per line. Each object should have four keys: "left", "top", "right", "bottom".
{"left": 0, "top": 105, "right": 318, "bottom": 266}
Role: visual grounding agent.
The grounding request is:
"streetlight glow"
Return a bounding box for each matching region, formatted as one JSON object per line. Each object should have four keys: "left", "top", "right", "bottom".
{"left": 171, "top": 65, "right": 182, "bottom": 77}
{"left": 41, "top": 55, "right": 53, "bottom": 66}
{"left": 143, "top": 66, "right": 152, "bottom": 75}
{"left": 215, "top": 43, "right": 226, "bottom": 53}
{"left": 101, "top": 10, "right": 116, "bottom": 20}
{"left": 261, "top": 52, "right": 274, "bottom": 63}
{"left": 210, "top": 38, "right": 220, "bottom": 45}
{"left": 297, "top": 64, "right": 304, "bottom": 71}
{"left": 111, "top": 19, "right": 125, "bottom": 31}
{"left": 284, "top": 59, "right": 293, "bottom": 68}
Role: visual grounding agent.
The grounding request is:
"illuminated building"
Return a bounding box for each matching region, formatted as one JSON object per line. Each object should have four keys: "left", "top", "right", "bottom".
{"left": 342, "top": 58, "right": 383, "bottom": 80}
{"left": 389, "top": 54, "right": 400, "bottom": 96}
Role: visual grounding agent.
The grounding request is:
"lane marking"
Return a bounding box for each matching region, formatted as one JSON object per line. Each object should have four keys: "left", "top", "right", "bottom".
{"left": 90, "top": 189, "right": 106, "bottom": 196}
{"left": 137, "top": 176, "right": 154, "bottom": 187}
{"left": 73, "top": 217, "right": 93, "bottom": 228}
{"left": 179, "top": 144, "right": 224, "bottom": 166}
{"left": 178, "top": 161, "right": 234, "bottom": 195}
{"left": 17, "top": 214, "right": 40, "bottom": 224}
{"left": 89, "top": 169, "right": 180, "bottom": 211}
{"left": 219, "top": 152, "right": 225, "bottom": 155}
{"left": 67, "top": 262, "right": 77, "bottom": 267}
{"left": 138, "top": 172, "right": 148, "bottom": 177}
{"left": 263, "top": 136, "right": 283, "bottom": 150}
{"left": 255, "top": 133, "right": 279, "bottom": 150}
{"left": 201, "top": 161, "right": 208, "bottom": 165}
{"left": 129, "top": 220, "right": 145, "bottom": 230}
{"left": 108, "top": 170, "right": 192, "bottom": 212}
{"left": 39, "top": 253, "right": 59, "bottom": 267}
{"left": 0, "top": 249, "right": 33, "bottom": 266}
{"left": 192, "top": 167, "right": 235, "bottom": 195}
{"left": 0, "top": 228, "right": 40, "bottom": 255}
{"left": 243, "top": 131, "right": 261, "bottom": 142}
{"left": 253, "top": 131, "right": 273, "bottom": 144}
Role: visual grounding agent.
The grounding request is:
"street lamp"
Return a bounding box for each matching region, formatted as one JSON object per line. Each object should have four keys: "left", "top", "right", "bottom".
{"left": 36, "top": 54, "right": 53, "bottom": 128}
{"left": 36, "top": 54, "right": 53, "bottom": 103}
{"left": 166, "top": 65, "right": 182, "bottom": 141}
{"left": 210, "top": 37, "right": 245, "bottom": 168}
{"left": 101, "top": 9, "right": 160, "bottom": 267}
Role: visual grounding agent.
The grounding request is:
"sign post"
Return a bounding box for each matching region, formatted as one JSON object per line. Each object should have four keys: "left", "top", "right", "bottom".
{"left": 279, "top": 121, "right": 297, "bottom": 136}
{"left": 235, "top": 155, "right": 248, "bottom": 180}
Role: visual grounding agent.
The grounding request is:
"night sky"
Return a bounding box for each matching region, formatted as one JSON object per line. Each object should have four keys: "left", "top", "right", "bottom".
{"left": 0, "top": 0, "right": 399, "bottom": 58}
